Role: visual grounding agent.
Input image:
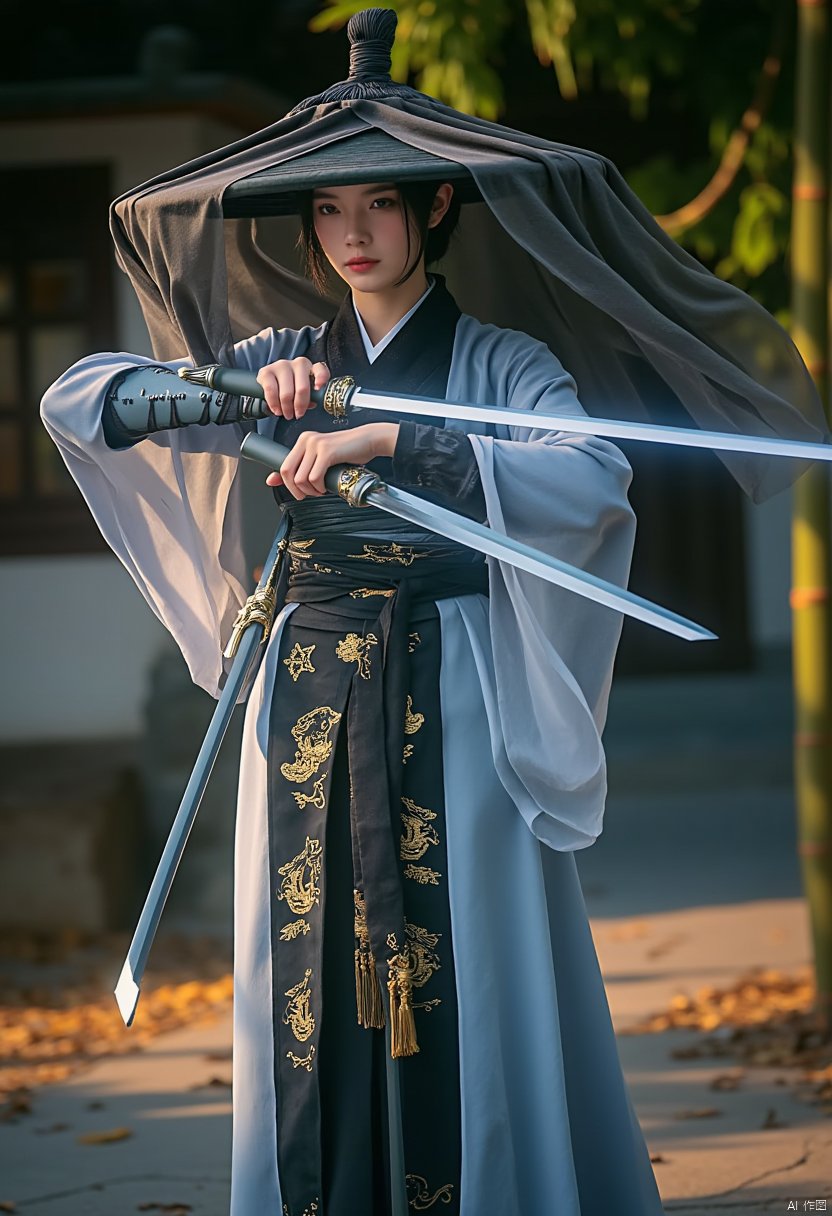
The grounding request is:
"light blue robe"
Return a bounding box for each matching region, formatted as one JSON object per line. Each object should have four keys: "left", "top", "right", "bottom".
{"left": 41, "top": 313, "right": 665, "bottom": 1215}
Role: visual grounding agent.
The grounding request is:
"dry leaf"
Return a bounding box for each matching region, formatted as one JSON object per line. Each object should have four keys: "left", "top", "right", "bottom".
{"left": 190, "top": 1075, "right": 231, "bottom": 1090}
{"left": 649, "top": 1154, "right": 668, "bottom": 1164}
{"left": 761, "top": 1107, "right": 788, "bottom": 1129}
{"left": 77, "top": 1126, "right": 133, "bottom": 1145}
{"left": 0, "top": 1203, "right": 17, "bottom": 1213}
{"left": 710, "top": 1071, "right": 744, "bottom": 1091}
{"left": 136, "top": 1205, "right": 193, "bottom": 1213}
{"left": 673, "top": 1106, "right": 722, "bottom": 1120}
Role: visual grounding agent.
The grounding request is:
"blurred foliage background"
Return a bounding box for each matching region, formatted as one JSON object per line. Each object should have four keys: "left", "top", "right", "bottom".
{"left": 312, "top": 0, "right": 796, "bottom": 324}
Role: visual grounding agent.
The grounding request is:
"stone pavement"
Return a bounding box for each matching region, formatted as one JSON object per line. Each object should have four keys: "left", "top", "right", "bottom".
{"left": 1, "top": 652, "right": 829, "bottom": 1214}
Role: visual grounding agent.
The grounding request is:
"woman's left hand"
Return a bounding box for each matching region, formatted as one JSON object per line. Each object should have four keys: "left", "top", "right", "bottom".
{"left": 265, "top": 422, "right": 400, "bottom": 499}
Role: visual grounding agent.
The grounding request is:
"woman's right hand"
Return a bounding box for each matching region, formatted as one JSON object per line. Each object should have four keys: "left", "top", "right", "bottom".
{"left": 256, "top": 357, "right": 331, "bottom": 420}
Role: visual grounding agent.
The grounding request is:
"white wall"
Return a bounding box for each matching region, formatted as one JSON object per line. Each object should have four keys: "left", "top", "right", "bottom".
{"left": 0, "top": 113, "right": 243, "bottom": 742}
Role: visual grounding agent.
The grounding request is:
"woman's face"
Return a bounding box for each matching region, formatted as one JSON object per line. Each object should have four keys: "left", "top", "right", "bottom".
{"left": 311, "top": 182, "right": 444, "bottom": 293}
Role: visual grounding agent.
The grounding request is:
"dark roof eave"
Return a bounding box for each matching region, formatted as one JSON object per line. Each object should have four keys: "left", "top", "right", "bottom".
{"left": 0, "top": 74, "right": 288, "bottom": 133}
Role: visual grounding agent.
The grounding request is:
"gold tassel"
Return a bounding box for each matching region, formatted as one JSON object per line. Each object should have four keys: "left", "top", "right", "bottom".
{"left": 353, "top": 890, "right": 385, "bottom": 1029}
{"left": 387, "top": 950, "right": 419, "bottom": 1058}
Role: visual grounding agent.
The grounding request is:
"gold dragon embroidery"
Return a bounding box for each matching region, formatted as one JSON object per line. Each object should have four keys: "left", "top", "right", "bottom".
{"left": 408, "top": 631, "right": 421, "bottom": 652}
{"left": 400, "top": 795, "right": 440, "bottom": 861}
{"left": 347, "top": 541, "right": 430, "bottom": 566}
{"left": 283, "top": 642, "right": 316, "bottom": 682}
{"left": 279, "top": 918, "right": 311, "bottom": 942}
{"left": 282, "top": 968, "right": 315, "bottom": 1042}
{"left": 403, "top": 743, "right": 414, "bottom": 764}
{"left": 349, "top": 586, "right": 396, "bottom": 598}
{"left": 335, "top": 631, "right": 378, "bottom": 679}
{"left": 404, "top": 920, "right": 442, "bottom": 988}
{"left": 292, "top": 773, "right": 327, "bottom": 810}
{"left": 276, "top": 836, "right": 322, "bottom": 915}
{"left": 280, "top": 706, "right": 342, "bottom": 783}
{"left": 404, "top": 694, "right": 424, "bottom": 735}
{"left": 405, "top": 1175, "right": 454, "bottom": 1210}
{"left": 286, "top": 1045, "right": 316, "bottom": 1072}
{"left": 404, "top": 864, "right": 442, "bottom": 886}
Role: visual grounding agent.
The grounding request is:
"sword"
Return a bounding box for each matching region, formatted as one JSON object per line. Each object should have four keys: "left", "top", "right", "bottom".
{"left": 114, "top": 518, "right": 290, "bottom": 1027}
{"left": 179, "top": 364, "right": 832, "bottom": 464}
{"left": 240, "top": 432, "right": 716, "bottom": 643}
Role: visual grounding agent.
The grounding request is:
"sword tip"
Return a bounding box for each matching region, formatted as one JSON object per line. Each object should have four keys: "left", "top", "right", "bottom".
{"left": 114, "top": 962, "right": 140, "bottom": 1027}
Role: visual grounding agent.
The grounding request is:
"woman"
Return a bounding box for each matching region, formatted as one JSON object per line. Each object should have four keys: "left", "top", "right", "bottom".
{"left": 41, "top": 167, "right": 664, "bottom": 1216}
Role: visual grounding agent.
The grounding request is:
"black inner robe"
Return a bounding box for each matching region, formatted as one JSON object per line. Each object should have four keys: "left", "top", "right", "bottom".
{"left": 266, "top": 276, "right": 491, "bottom": 1216}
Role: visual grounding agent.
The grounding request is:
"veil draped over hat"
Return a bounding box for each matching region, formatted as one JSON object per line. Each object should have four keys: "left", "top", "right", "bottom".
{"left": 110, "top": 10, "right": 828, "bottom": 506}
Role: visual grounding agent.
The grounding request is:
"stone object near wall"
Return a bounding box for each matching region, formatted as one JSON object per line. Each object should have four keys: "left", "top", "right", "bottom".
{"left": 0, "top": 743, "right": 142, "bottom": 934}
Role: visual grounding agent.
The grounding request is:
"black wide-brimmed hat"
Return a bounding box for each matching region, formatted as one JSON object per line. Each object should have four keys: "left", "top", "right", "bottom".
{"left": 111, "top": 6, "right": 828, "bottom": 502}
{"left": 222, "top": 8, "right": 541, "bottom": 217}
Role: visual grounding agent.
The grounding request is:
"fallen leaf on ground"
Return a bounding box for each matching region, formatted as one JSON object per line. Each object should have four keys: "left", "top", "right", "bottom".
{"left": 761, "top": 1106, "right": 788, "bottom": 1129}
{"left": 648, "top": 1154, "right": 668, "bottom": 1164}
{"left": 34, "top": 1122, "right": 70, "bottom": 1134}
{"left": 0, "top": 1202, "right": 17, "bottom": 1212}
{"left": 77, "top": 1126, "right": 133, "bottom": 1145}
{"left": 709, "top": 1071, "right": 744, "bottom": 1091}
{"left": 190, "top": 1075, "right": 231, "bottom": 1090}
{"left": 137, "top": 1205, "right": 193, "bottom": 1213}
{"left": 673, "top": 1106, "right": 722, "bottom": 1119}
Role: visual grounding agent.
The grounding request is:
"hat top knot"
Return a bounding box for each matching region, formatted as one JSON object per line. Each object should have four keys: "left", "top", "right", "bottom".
{"left": 347, "top": 8, "right": 396, "bottom": 81}
{"left": 287, "top": 6, "right": 429, "bottom": 115}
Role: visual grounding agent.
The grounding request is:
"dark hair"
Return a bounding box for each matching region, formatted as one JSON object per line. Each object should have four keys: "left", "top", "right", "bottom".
{"left": 296, "top": 180, "right": 461, "bottom": 295}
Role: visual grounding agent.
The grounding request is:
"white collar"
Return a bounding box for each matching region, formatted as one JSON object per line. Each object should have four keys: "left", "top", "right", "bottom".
{"left": 352, "top": 276, "right": 435, "bottom": 364}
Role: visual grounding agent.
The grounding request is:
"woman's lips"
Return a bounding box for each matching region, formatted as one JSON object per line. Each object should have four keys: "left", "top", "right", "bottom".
{"left": 346, "top": 259, "right": 379, "bottom": 272}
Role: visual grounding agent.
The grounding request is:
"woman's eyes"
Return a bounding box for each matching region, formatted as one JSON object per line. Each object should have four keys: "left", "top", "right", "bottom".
{"left": 315, "top": 197, "right": 397, "bottom": 215}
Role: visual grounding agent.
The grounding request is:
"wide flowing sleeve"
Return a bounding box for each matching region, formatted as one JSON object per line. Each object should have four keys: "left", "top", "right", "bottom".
{"left": 40, "top": 324, "right": 325, "bottom": 697}
{"left": 451, "top": 317, "right": 637, "bottom": 851}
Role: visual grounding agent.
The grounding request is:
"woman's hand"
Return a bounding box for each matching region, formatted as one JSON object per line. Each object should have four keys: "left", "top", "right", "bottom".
{"left": 256, "top": 357, "right": 331, "bottom": 420}
{"left": 266, "top": 423, "right": 400, "bottom": 499}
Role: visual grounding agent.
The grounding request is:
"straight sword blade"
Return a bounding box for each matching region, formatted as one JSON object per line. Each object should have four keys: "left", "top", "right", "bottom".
{"left": 113, "top": 517, "right": 289, "bottom": 1026}
{"left": 351, "top": 388, "right": 832, "bottom": 463}
{"left": 240, "top": 433, "right": 716, "bottom": 643}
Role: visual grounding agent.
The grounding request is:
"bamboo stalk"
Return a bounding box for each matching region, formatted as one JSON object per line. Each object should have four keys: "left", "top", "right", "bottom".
{"left": 790, "top": 0, "right": 832, "bottom": 1032}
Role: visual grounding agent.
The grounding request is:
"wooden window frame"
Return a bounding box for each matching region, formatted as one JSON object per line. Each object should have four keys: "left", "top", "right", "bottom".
{"left": 0, "top": 163, "right": 115, "bottom": 556}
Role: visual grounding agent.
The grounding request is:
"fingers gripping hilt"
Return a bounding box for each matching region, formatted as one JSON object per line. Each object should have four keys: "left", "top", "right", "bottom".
{"left": 240, "top": 432, "right": 382, "bottom": 507}
{"left": 178, "top": 365, "right": 357, "bottom": 422}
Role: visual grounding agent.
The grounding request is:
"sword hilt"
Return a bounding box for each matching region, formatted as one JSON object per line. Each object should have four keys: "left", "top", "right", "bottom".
{"left": 178, "top": 365, "right": 357, "bottom": 421}
{"left": 240, "top": 431, "right": 382, "bottom": 507}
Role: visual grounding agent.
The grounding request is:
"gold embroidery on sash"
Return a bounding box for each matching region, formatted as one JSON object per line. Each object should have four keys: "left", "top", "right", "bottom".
{"left": 413, "top": 997, "right": 442, "bottom": 1012}
{"left": 283, "top": 642, "right": 316, "bottom": 682}
{"left": 282, "top": 968, "right": 315, "bottom": 1042}
{"left": 280, "top": 706, "right": 342, "bottom": 783}
{"left": 312, "top": 561, "right": 335, "bottom": 574}
{"left": 283, "top": 1201, "right": 319, "bottom": 1216}
{"left": 277, "top": 836, "right": 322, "bottom": 915}
{"left": 287, "top": 538, "right": 316, "bottom": 555}
{"left": 403, "top": 863, "right": 442, "bottom": 886}
{"left": 404, "top": 920, "right": 442, "bottom": 988}
{"left": 400, "top": 795, "right": 440, "bottom": 860}
{"left": 408, "top": 631, "right": 421, "bottom": 652}
{"left": 279, "top": 918, "right": 311, "bottom": 941}
{"left": 349, "top": 586, "right": 396, "bottom": 598}
{"left": 347, "top": 541, "right": 430, "bottom": 566}
{"left": 335, "top": 631, "right": 379, "bottom": 679}
{"left": 404, "top": 694, "right": 424, "bottom": 734}
{"left": 292, "top": 773, "right": 327, "bottom": 810}
{"left": 286, "top": 1045, "right": 316, "bottom": 1071}
{"left": 405, "top": 1174, "right": 455, "bottom": 1209}
{"left": 403, "top": 743, "right": 414, "bottom": 764}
